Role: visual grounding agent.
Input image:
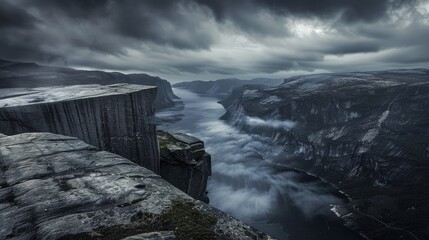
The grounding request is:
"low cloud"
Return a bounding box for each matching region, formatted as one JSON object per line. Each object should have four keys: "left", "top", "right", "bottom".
{"left": 245, "top": 116, "right": 296, "bottom": 130}
{"left": 157, "top": 90, "right": 345, "bottom": 222}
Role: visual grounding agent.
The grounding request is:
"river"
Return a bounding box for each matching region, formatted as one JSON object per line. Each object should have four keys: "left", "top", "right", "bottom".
{"left": 156, "top": 88, "right": 363, "bottom": 240}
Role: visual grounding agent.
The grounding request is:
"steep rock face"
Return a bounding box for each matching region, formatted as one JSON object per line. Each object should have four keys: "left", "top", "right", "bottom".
{"left": 128, "top": 74, "right": 179, "bottom": 109}
{"left": 0, "top": 84, "right": 160, "bottom": 173}
{"left": 158, "top": 131, "right": 211, "bottom": 203}
{"left": 221, "top": 69, "right": 429, "bottom": 239}
{"left": 173, "top": 78, "right": 283, "bottom": 98}
{"left": 0, "top": 132, "right": 271, "bottom": 240}
{"left": 0, "top": 59, "right": 179, "bottom": 109}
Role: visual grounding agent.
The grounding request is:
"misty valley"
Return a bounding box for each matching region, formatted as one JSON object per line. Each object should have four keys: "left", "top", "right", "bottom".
{"left": 1, "top": 1, "right": 429, "bottom": 239}
{"left": 0, "top": 59, "right": 427, "bottom": 240}
{"left": 156, "top": 88, "right": 362, "bottom": 240}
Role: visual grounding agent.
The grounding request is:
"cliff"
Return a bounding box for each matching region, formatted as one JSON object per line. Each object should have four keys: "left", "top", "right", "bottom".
{"left": 221, "top": 69, "right": 429, "bottom": 239}
{"left": 0, "top": 84, "right": 160, "bottom": 173}
{"left": 128, "top": 74, "right": 180, "bottom": 109}
{"left": 0, "top": 132, "right": 272, "bottom": 240}
{"left": 173, "top": 78, "right": 283, "bottom": 98}
{"left": 0, "top": 59, "right": 179, "bottom": 109}
{"left": 158, "top": 130, "right": 211, "bottom": 203}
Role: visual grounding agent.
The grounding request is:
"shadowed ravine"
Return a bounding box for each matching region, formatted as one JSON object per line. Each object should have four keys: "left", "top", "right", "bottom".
{"left": 156, "top": 88, "right": 364, "bottom": 240}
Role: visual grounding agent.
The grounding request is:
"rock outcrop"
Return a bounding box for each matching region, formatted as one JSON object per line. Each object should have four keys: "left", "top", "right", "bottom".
{"left": 127, "top": 74, "right": 180, "bottom": 109}
{"left": 158, "top": 131, "right": 211, "bottom": 203}
{"left": 0, "top": 59, "right": 179, "bottom": 110}
{"left": 0, "top": 132, "right": 271, "bottom": 240}
{"left": 221, "top": 69, "right": 429, "bottom": 240}
{"left": 0, "top": 84, "right": 160, "bottom": 173}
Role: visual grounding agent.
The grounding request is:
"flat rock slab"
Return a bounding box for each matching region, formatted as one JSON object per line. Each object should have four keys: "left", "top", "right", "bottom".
{"left": 0, "top": 83, "right": 160, "bottom": 173}
{"left": 0, "top": 84, "right": 155, "bottom": 108}
{"left": 0, "top": 132, "right": 271, "bottom": 240}
{"left": 121, "top": 231, "right": 176, "bottom": 240}
{"left": 170, "top": 133, "right": 203, "bottom": 146}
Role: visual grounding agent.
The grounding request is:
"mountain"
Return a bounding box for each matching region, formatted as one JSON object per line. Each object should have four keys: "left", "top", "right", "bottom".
{"left": 173, "top": 77, "right": 283, "bottom": 97}
{"left": 220, "top": 69, "right": 429, "bottom": 240}
{"left": 0, "top": 59, "right": 179, "bottom": 110}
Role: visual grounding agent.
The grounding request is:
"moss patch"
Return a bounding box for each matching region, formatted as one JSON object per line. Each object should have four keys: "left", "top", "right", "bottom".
{"left": 158, "top": 131, "right": 188, "bottom": 150}
{"left": 59, "top": 199, "right": 218, "bottom": 240}
{"left": 162, "top": 199, "right": 218, "bottom": 240}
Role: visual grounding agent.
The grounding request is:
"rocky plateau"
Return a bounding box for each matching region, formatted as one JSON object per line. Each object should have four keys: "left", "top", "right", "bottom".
{"left": 0, "top": 132, "right": 271, "bottom": 240}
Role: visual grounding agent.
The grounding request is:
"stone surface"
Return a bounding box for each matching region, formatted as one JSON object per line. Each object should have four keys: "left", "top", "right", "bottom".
{"left": 121, "top": 231, "right": 176, "bottom": 240}
{"left": 221, "top": 69, "right": 429, "bottom": 240}
{"left": 0, "top": 83, "right": 160, "bottom": 173}
{"left": 158, "top": 131, "right": 211, "bottom": 203}
{"left": 0, "top": 132, "right": 272, "bottom": 240}
{"left": 0, "top": 59, "right": 180, "bottom": 110}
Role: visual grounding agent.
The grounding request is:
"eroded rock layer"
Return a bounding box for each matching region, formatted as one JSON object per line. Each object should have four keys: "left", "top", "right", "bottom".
{"left": 0, "top": 84, "right": 160, "bottom": 173}
{"left": 0, "top": 132, "right": 271, "bottom": 240}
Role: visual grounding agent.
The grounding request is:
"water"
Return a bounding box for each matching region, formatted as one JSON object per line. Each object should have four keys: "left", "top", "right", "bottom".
{"left": 156, "top": 88, "right": 363, "bottom": 240}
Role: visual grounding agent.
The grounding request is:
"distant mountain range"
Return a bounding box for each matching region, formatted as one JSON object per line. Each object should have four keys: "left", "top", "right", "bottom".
{"left": 173, "top": 77, "right": 283, "bottom": 97}
{"left": 0, "top": 59, "right": 179, "bottom": 109}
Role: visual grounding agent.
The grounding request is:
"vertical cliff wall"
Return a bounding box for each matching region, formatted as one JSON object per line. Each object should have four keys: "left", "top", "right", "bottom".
{"left": 0, "top": 84, "right": 160, "bottom": 173}
{"left": 158, "top": 131, "right": 211, "bottom": 203}
{"left": 221, "top": 69, "right": 429, "bottom": 239}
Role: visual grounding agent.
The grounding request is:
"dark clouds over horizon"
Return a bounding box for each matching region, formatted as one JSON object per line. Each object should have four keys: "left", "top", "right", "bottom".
{"left": 1, "top": 0, "right": 428, "bottom": 81}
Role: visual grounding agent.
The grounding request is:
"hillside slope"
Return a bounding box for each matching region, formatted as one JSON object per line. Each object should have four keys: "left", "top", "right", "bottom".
{"left": 221, "top": 69, "right": 429, "bottom": 240}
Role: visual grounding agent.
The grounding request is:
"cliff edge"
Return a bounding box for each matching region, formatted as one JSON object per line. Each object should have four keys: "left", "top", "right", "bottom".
{"left": 0, "top": 84, "right": 160, "bottom": 173}
{"left": 0, "top": 132, "right": 271, "bottom": 240}
{"left": 0, "top": 59, "right": 179, "bottom": 110}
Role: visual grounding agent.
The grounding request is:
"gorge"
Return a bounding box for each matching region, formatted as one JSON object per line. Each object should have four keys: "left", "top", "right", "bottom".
{"left": 1, "top": 0, "right": 428, "bottom": 239}
{"left": 156, "top": 88, "right": 364, "bottom": 240}
{"left": 0, "top": 59, "right": 427, "bottom": 240}
{"left": 216, "top": 69, "right": 429, "bottom": 240}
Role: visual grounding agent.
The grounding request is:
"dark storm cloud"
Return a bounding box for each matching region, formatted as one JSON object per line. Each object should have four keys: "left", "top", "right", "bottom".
{"left": 197, "top": 0, "right": 414, "bottom": 23}
{"left": 24, "top": 0, "right": 109, "bottom": 18}
{"left": 0, "top": 0, "right": 428, "bottom": 80}
{"left": 0, "top": 1, "right": 37, "bottom": 29}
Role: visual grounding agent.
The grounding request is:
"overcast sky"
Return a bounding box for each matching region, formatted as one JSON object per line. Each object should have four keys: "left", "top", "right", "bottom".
{"left": 1, "top": 0, "right": 429, "bottom": 82}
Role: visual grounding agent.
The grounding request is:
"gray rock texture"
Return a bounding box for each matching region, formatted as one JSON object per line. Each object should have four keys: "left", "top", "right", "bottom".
{"left": 158, "top": 131, "right": 211, "bottom": 203}
{"left": 221, "top": 69, "right": 429, "bottom": 240}
{"left": 0, "top": 59, "right": 180, "bottom": 110}
{"left": 0, "top": 132, "right": 272, "bottom": 240}
{"left": 121, "top": 231, "right": 176, "bottom": 240}
{"left": 0, "top": 84, "right": 160, "bottom": 173}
